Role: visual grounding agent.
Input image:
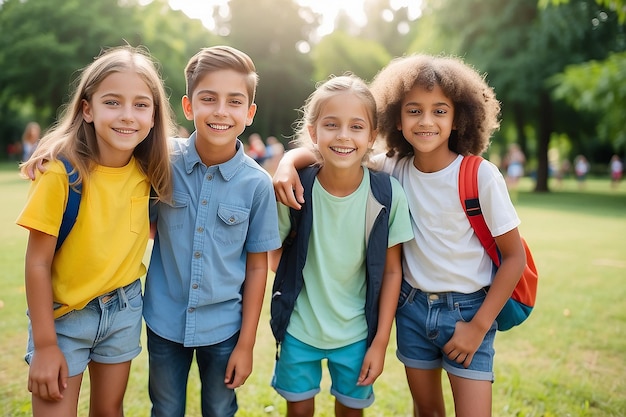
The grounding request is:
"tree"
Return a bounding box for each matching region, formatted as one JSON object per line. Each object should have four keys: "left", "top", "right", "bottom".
{"left": 422, "top": 0, "right": 624, "bottom": 191}
{"left": 214, "top": 0, "right": 317, "bottom": 143}
{"left": 551, "top": 52, "right": 626, "bottom": 154}
{"left": 0, "top": 0, "right": 226, "bottom": 149}
{"left": 310, "top": 31, "right": 391, "bottom": 82}
{"left": 0, "top": 0, "right": 141, "bottom": 124}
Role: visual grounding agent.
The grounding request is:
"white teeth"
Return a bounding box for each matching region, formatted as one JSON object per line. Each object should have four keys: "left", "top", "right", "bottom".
{"left": 209, "top": 124, "right": 229, "bottom": 130}
{"left": 115, "top": 129, "right": 135, "bottom": 134}
{"left": 331, "top": 147, "right": 354, "bottom": 154}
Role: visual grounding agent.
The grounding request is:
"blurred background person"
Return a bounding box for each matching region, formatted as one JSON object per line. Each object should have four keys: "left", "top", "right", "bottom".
{"left": 503, "top": 143, "right": 526, "bottom": 190}
{"left": 574, "top": 154, "right": 590, "bottom": 189}
{"left": 609, "top": 154, "right": 623, "bottom": 189}
{"left": 21, "top": 121, "right": 41, "bottom": 162}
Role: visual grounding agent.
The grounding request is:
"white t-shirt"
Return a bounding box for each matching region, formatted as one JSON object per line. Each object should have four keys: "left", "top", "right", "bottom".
{"left": 372, "top": 153, "right": 520, "bottom": 293}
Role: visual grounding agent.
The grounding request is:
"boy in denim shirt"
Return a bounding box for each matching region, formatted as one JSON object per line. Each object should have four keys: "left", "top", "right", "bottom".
{"left": 143, "top": 46, "right": 281, "bottom": 417}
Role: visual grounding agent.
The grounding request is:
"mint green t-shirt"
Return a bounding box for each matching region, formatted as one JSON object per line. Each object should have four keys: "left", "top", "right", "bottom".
{"left": 276, "top": 167, "right": 413, "bottom": 349}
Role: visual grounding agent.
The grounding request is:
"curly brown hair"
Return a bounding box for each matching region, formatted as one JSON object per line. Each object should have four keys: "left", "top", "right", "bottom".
{"left": 369, "top": 54, "right": 501, "bottom": 159}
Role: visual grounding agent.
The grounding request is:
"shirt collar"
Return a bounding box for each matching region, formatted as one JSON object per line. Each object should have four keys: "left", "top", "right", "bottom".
{"left": 182, "top": 132, "right": 246, "bottom": 181}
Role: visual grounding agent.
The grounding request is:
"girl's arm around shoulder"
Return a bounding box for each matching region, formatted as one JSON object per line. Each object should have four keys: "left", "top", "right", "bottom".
{"left": 358, "top": 243, "right": 403, "bottom": 386}
{"left": 272, "top": 148, "right": 317, "bottom": 209}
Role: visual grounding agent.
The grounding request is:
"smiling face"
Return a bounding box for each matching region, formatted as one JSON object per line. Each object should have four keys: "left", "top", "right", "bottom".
{"left": 82, "top": 70, "right": 155, "bottom": 167}
{"left": 182, "top": 69, "right": 256, "bottom": 165}
{"left": 308, "top": 92, "right": 376, "bottom": 171}
{"left": 398, "top": 83, "right": 456, "bottom": 168}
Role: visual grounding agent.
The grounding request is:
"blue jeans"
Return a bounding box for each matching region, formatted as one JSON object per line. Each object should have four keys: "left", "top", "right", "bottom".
{"left": 147, "top": 327, "right": 238, "bottom": 417}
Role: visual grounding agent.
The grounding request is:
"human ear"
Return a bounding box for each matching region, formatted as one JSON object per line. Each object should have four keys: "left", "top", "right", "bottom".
{"left": 369, "top": 129, "right": 378, "bottom": 147}
{"left": 82, "top": 99, "right": 94, "bottom": 123}
{"left": 246, "top": 103, "right": 257, "bottom": 126}
{"left": 182, "top": 95, "right": 193, "bottom": 121}
{"left": 308, "top": 125, "right": 318, "bottom": 144}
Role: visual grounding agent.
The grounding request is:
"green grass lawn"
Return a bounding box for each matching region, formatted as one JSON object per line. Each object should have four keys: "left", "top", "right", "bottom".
{"left": 1, "top": 161, "right": 625, "bottom": 416}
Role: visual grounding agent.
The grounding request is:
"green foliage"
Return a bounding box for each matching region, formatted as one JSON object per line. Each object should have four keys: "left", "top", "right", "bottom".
{"left": 218, "top": 0, "right": 317, "bottom": 141}
{"left": 417, "top": 0, "right": 625, "bottom": 191}
{"left": 550, "top": 52, "right": 626, "bottom": 153}
{"left": 310, "top": 31, "right": 391, "bottom": 82}
{"left": 0, "top": 0, "right": 141, "bottom": 122}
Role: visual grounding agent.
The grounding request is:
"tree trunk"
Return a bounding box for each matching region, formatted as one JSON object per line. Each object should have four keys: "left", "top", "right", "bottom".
{"left": 513, "top": 103, "right": 528, "bottom": 156}
{"left": 534, "top": 91, "right": 551, "bottom": 192}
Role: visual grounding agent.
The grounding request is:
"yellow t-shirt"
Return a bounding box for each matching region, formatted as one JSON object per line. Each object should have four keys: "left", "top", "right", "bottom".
{"left": 16, "top": 158, "right": 150, "bottom": 318}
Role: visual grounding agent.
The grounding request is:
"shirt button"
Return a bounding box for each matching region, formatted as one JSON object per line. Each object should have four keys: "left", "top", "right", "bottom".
{"left": 197, "top": 227, "right": 204, "bottom": 233}
{"left": 192, "top": 284, "right": 198, "bottom": 289}
{"left": 207, "top": 174, "right": 213, "bottom": 180}
{"left": 229, "top": 216, "right": 235, "bottom": 223}
{"left": 194, "top": 252, "right": 201, "bottom": 258}
{"left": 201, "top": 200, "right": 207, "bottom": 205}
{"left": 188, "top": 308, "right": 195, "bottom": 313}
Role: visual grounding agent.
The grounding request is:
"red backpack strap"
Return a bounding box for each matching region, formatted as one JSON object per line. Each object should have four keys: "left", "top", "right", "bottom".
{"left": 459, "top": 155, "right": 500, "bottom": 266}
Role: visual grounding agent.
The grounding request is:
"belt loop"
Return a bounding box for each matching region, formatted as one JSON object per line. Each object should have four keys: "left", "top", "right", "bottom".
{"left": 447, "top": 292, "right": 455, "bottom": 310}
{"left": 407, "top": 287, "right": 417, "bottom": 304}
{"left": 118, "top": 285, "right": 129, "bottom": 310}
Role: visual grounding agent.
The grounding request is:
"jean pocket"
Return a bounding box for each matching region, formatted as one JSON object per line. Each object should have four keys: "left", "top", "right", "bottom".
{"left": 397, "top": 280, "right": 414, "bottom": 310}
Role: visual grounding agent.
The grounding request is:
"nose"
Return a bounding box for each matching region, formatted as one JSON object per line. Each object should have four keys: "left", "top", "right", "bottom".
{"left": 121, "top": 104, "right": 135, "bottom": 122}
{"left": 419, "top": 113, "right": 433, "bottom": 127}
{"left": 214, "top": 101, "right": 228, "bottom": 117}
{"left": 337, "top": 127, "right": 350, "bottom": 140}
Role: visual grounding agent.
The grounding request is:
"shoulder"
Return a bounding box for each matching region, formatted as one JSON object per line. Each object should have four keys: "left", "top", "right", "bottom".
{"left": 389, "top": 176, "right": 406, "bottom": 197}
{"left": 477, "top": 157, "right": 504, "bottom": 182}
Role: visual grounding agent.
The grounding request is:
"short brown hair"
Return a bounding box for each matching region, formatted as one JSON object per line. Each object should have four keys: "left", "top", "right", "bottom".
{"left": 184, "top": 45, "right": 258, "bottom": 106}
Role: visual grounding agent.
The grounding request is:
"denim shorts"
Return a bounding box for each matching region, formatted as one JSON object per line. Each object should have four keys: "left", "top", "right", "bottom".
{"left": 272, "top": 333, "right": 374, "bottom": 409}
{"left": 25, "top": 279, "right": 143, "bottom": 378}
{"left": 395, "top": 279, "right": 497, "bottom": 382}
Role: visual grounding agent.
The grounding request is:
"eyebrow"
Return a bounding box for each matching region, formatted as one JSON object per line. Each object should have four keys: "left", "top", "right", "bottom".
{"left": 99, "top": 92, "right": 153, "bottom": 102}
{"left": 196, "top": 89, "right": 248, "bottom": 99}
{"left": 321, "top": 114, "right": 368, "bottom": 123}
{"left": 404, "top": 101, "right": 451, "bottom": 108}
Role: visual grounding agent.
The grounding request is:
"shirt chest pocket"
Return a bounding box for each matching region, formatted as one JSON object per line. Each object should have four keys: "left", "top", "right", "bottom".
{"left": 130, "top": 196, "right": 150, "bottom": 234}
{"left": 215, "top": 203, "right": 250, "bottom": 245}
{"left": 160, "top": 193, "right": 190, "bottom": 232}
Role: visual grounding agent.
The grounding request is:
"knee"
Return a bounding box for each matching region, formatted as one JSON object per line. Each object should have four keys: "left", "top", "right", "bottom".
{"left": 287, "top": 399, "right": 315, "bottom": 417}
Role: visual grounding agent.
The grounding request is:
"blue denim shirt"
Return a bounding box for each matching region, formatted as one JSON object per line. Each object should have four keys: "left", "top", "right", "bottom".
{"left": 144, "top": 134, "right": 281, "bottom": 347}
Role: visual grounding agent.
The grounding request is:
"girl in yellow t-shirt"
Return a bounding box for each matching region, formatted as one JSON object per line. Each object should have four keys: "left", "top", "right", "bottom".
{"left": 16, "top": 45, "right": 174, "bottom": 417}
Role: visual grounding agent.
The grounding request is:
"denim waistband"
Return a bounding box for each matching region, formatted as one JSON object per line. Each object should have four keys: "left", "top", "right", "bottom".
{"left": 98, "top": 279, "right": 141, "bottom": 309}
{"left": 403, "top": 280, "right": 488, "bottom": 307}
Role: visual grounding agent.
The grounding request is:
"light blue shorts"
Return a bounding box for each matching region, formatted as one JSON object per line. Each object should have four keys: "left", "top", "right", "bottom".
{"left": 395, "top": 279, "right": 497, "bottom": 382}
{"left": 272, "top": 333, "right": 374, "bottom": 409}
{"left": 25, "top": 279, "right": 143, "bottom": 378}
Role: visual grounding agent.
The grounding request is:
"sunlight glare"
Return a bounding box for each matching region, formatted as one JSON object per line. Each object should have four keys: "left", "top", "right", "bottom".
{"left": 166, "top": 0, "right": 421, "bottom": 34}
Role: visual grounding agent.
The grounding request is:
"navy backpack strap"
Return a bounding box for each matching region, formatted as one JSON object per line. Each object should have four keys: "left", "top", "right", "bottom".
{"left": 56, "top": 158, "right": 82, "bottom": 251}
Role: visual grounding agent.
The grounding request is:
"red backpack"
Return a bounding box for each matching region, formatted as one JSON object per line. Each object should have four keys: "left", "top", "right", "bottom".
{"left": 459, "top": 155, "right": 538, "bottom": 331}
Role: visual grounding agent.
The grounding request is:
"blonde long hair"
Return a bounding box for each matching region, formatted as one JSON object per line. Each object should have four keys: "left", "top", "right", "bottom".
{"left": 20, "top": 45, "right": 175, "bottom": 202}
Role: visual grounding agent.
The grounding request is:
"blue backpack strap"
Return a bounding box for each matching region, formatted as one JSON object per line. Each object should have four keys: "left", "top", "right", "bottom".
{"left": 56, "top": 158, "right": 82, "bottom": 251}
{"left": 270, "top": 165, "right": 320, "bottom": 349}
